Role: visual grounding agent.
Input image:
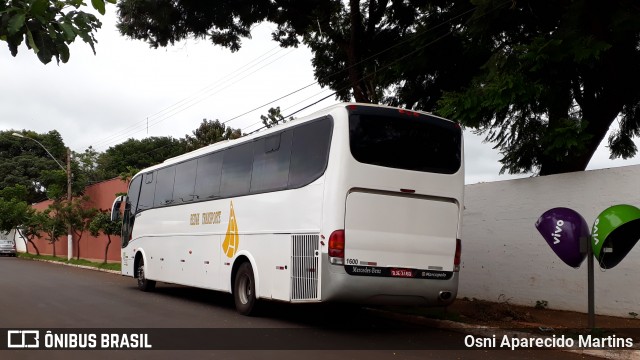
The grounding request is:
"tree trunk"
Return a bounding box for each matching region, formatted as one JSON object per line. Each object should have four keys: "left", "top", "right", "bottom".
{"left": 347, "top": 0, "right": 370, "bottom": 103}
{"left": 17, "top": 229, "right": 29, "bottom": 254}
{"left": 104, "top": 235, "right": 111, "bottom": 264}
{"left": 539, "top": 78, "right": 573, "bottom": 175}
{"left": 76, "top": 233, "right": 83, "bottom": 261}
{"left": 539, "top": 0, "right": 637, "bottom": 176}
{"left": 27, "top": 238, "right": 39, "bottom": 256}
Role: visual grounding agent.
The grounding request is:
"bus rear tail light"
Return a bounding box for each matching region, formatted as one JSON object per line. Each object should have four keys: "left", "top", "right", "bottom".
{"left": 454, "top": 238, "right": 461, "bottom": 272}
{"left": 328, "top": 230, "right": 345, "bottom": 265}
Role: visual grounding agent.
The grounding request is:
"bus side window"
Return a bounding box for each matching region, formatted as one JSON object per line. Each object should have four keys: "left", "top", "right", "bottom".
{"left": 154, "top": 166, "right": 176, "bottom": 207}
{"left": 138, "top": 172, "right": 156, "bottom": 211}
{"left": 288, "top": 117, "right": 333, "bottom": 188}
{"left": 250, "top": 131, "right": 292, "bottom": 194}
{"left": 127, "top": 175, "right": 143, "bottom": 215}
{"left": 194, "top": 152, "right": 223, "bottom": 200}
{"left": 174, "top": 160, "right": 197, "bottom": 203}
{"left": 220, "top": 143, "right": 254, "bottom": 198}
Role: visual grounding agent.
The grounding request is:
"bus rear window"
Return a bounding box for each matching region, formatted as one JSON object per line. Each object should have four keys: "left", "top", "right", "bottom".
{"left": 349, "top": 112, "right": 461, "bottom": 174}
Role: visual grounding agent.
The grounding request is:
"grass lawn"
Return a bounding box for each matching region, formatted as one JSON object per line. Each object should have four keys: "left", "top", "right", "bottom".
{"left": 17, "top": 252, "right": 121, "bottom": 272}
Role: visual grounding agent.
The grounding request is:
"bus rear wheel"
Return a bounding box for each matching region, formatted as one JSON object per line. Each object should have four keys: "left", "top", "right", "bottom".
{"left": 137, "top": 257, "right": 156, "bottom": 292}
{"left": 234, "top": 262, "right": 258, "bottom": 316}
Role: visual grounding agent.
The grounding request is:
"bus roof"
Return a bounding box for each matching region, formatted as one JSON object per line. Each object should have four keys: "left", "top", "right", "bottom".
{"left": 131, "top": 102, "right": 450, "bottom": 178}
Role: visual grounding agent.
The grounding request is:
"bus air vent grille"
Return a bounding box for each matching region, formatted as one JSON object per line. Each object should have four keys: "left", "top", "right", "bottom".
{"left": 291, "top": 234, "right": 320, "bottom": 301}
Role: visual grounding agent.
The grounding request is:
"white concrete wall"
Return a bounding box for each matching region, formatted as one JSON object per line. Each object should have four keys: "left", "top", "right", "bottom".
{"left": 12, "top": 229, "right": 27, "bottom": 253}
{"left": 459, "top": 165, "right": 640, "bottom": 317}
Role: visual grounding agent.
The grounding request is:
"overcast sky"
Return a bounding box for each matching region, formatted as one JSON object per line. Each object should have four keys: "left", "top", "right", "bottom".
{"left": 1, "top": 6, "right": 639, "bottom": 184}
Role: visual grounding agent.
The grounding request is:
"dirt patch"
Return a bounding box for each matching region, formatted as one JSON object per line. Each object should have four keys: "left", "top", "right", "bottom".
{"left": 378, "top": 297, "right": 640, "bottom": 341}
{"left": 438, "top": 297, "right": 640, "bottom": 341}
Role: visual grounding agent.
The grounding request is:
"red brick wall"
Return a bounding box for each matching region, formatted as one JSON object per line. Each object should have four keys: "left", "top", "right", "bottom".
{"left": 26, "top": 178, "right": 128, "bottom": 262}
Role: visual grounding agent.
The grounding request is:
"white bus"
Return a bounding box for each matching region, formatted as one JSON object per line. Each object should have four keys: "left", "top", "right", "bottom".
{"left": 112, "top": 103, "right": 464, "bottom": 315}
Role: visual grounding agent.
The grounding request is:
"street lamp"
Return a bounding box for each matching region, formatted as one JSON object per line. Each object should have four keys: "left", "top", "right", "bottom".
{"left": 12, "top": 133, "right": 73, "bottom": 260}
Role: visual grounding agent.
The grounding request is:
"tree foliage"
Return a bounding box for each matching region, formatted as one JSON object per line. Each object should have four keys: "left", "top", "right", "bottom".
{"left": 184, "top": 118, "right": 242, "bottom": 151}
{"left": 39, "top": 203, "right": 66, "bottom": 256}
{"left": 1, "top": 0, "right": 115, "bottom": 64}
{"left": 1, "top": 130, "right": 69, "bottom": 203}
{"left": 89, "top": 210, "right": 120, "bottom": 263}
{"left": 96, "top": 136, "right": 186, "bottom": 179}
{"left": 0, "top": 184, "right": 32, "bottom": 233}
{"left": 260, "top": 107, "right": 292, "bottom": 129}
{"left": 59, "top": 195, "right": 97, "bottom": 260}
{"left": 116, "top": 0, "right": 640, "bottom": 175}
{"left": 116, "top": 0, "right": 451, "bottom": 103}
{"left": 73, "top": 146, "right": 101, "bottom": 185}
{"left": 438, "top": 0, "right": 640, "bottom": 175}
{"left": 15, "top": 209, "right": 42, "bottom": 255}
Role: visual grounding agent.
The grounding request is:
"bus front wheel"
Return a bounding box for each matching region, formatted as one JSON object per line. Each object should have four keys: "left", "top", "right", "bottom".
{"left": 234, "top": 262, "right": 258, "bottom": 316}
{"left": 137, "top": 257, "right": 156, "bottom": 292}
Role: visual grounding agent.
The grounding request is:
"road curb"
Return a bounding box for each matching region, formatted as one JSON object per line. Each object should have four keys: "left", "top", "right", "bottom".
{"left": 18, "top": 256, "right": 121, "bottom": 275}
{"left": 366, "top": 308, "right": 640, "bottom": 359}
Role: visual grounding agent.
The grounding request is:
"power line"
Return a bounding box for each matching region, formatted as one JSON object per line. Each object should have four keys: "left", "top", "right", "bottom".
{"left": 215, "top": 2, "right": 487, "bottom": 129}
{"left": 92, "top": 46, "right": 289, "bottom": 150}
{"left": 94, "top": 48, "right": 299, "bottom": 151}
{"left": 94, "top": 2, "right": 483, "bottom": 151}
{"left": 90, "top": 45, "right": 292, "bottom": 150}
{"left": 97, "top": 1, "right": 509, "bottom": 156}
{"left": 243, "top": 1, "right": 511, "bottom": 135}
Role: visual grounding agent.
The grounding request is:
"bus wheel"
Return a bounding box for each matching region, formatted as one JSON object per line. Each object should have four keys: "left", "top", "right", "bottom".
{"left": 234, "top": 262, "right": 258, "bottom": 316}
{"left": 137, "top": 257, "right": 156, "bottom": 292}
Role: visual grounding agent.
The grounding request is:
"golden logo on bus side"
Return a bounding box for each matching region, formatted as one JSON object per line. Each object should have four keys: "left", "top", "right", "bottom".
{"left": 189, "top": 211, "right": 222, "bottom": 226}
{"left": 222, "top": 201, "right": 239, "bottom": 258}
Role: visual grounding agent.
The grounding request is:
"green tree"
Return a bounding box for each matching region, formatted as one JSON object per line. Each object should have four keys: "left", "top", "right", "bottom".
{"left": 96, "top": 136, "right": 186, "bottom": 179}
{"left": 74, "top": 146, "right": 102, "bottom": 184}
{"left": 0, "top": 184, "right": 35, "bottom": 254}
{"left": 115, "top": 0, "right": 451, "bottom": 103}
{"left": 16, "top": 208, "right": 42, "bottom": 255}
{"left": 116, "top": 0, "right": 640, "bottom": 176}
{"left": 0, "top": 184, "right": 31, "bottom": 232}
{"left": 260, "top": 107, "right": 293, "bottom": 129}
{"left": 118, "top": 165, "right": 139, "bottom": 184}
{"left": 40, "top": 203, "right": 66, "bottom": 257}
{"left": 1, "top": 130, "right": 69, "bottom": 203}
{"left": 1, "top": 0, "right": 115, "bottom": 64}
{"left": 184, "top": 119, "right": 242, "bottom": 151}
{"left": 4, "top": 130, "right": 88, "bottom": 201}
{"left": 59, "top": 195, "right": 97, "bottom": 260}
{"left": 437, "top": 0, "right": 640, "bottom": 175}
{"left": 89, "top": 210, "right": 121, "bottom": 263}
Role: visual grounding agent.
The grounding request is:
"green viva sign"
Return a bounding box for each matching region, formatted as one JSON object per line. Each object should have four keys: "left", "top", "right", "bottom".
{"left": 591, "top": 204, "right": 640, "bottom": 269}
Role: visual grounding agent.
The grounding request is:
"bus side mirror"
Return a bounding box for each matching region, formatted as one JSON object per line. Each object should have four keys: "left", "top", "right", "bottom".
{"left": 111, "top": 196, "right": 125, "bottom": 222}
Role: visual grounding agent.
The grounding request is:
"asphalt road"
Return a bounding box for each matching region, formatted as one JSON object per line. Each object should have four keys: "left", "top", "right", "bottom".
{"left": 0, "top": 257, "right": 599, "bottom": 359}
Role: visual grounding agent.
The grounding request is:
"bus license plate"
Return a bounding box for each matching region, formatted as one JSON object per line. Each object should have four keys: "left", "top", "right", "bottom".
{"left": 390, "top": 268, "right": 413, "bottom": 278}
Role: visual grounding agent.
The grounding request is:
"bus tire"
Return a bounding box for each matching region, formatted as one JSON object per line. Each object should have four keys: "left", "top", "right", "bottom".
{"left": 234, "top": 262, "right": 258, "bottom": 316}
{"left": 137, "top": 257, "right": 156, "bottom": 292}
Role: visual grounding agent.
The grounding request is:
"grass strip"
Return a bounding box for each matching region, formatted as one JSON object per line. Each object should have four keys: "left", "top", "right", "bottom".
{"left": 17, "top": 252, "right": 121, "bottom": 272}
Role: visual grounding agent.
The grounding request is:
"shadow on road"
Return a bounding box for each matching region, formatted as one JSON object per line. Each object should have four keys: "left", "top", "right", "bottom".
{"left": 136, "top": 282, "right": 411, "bottom": 330}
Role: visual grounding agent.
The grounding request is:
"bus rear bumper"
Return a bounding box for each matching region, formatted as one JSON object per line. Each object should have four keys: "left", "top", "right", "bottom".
{"left": 320, "top": 257, "right": 459, "bottom": 307}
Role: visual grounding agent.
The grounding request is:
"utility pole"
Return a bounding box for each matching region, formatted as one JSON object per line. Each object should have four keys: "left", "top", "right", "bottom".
{"left": 67, "top": 148, "right": 73, "bottom": 260}
{"left": 12, "top": 133, "right": 73, "bottom": 260}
